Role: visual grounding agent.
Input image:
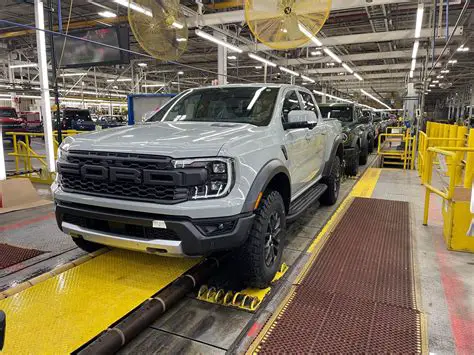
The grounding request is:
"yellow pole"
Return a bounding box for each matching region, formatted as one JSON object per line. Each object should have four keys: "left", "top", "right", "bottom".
{"left": 465, "top": 129, "right": 474, "bottom": 188}
{"left": 423, "top": 188, "right": 430, "bottom": 226}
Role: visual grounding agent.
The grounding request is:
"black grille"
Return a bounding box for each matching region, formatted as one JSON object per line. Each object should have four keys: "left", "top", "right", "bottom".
{"left": 60, "top": 151, "right": 189, "bottom": 203}
{"left": 63, "top": 214, "right": 180, "bottom": 241}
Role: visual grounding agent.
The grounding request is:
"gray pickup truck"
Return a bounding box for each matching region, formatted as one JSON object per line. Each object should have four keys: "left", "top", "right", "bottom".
{"left": 53, "top": 84, "right": 344, "bottom": 287}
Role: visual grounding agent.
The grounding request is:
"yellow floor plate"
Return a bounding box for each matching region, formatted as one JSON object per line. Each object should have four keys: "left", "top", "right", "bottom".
{"left": 0, "top": 249, "right": 198, "bottom": 354}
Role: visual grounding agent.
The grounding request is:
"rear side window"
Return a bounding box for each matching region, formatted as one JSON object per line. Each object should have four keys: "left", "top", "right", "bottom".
{"left": 0, "top": 108, "right": 17, "bottom": 118}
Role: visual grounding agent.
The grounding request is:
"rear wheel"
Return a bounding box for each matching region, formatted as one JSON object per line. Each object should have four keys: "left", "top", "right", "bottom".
{"left": 368, "top": 136, "right": 374, "bottom": 153}
{"left": 345, "top": 145, "right": 360, "bottom": 177}
{"left": 359, "top": 141, "right": 369, "bottom": 165}
{"left": 71, "top": 237, "right": 102, "bottom": 253}
{"left": 321, "top": 156, "right": 341, "bottom": 206}
{"left": 237, "top": 190, "right": 286, "bottom": 288}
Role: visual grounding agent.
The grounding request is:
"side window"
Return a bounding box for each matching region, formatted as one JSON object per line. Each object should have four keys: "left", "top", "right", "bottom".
{"left": 281, "top": 90, "right": 300, "bottom": 123}
{"left": 299, "top": 91, "right": 316, "bottom": 112}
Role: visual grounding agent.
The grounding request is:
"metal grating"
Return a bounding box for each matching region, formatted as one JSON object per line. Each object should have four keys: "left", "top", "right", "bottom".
{"left": 256, "top": 198, "right": 423, "bottom": 354}
{"left": 0, "top": 243, "right": 44, "bottom": 269}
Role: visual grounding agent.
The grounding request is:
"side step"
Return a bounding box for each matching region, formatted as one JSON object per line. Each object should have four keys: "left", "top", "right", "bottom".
{"left": 287, "top": 183, "right": 327, "bottom": 223}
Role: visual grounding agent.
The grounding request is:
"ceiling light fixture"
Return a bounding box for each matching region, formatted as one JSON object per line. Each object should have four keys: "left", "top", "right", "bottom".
{"left": 298, "top": 23, "right": 323, "bottom": 47}
{"left": 354, "top": 73, "right": 363, "bottom": 81}
{"left": 441, "top": 69, "right": 450, "bottom": 73}
{"left": 429, "top": 84, "right": 436, "bottom": 87}
{"left": 113, "top": 0, "right": 152, "bottom": 17}
{"left": 311, "top": 51, "right": 322, "bottom": 56}
{"left": 301, "top": 75, "right": 315, "bottom": 83}
{"left": 323, "top": 48, "right": 342, "bottom": 63}
{"left": 255, "top": 66, "right": 262, "bottom": 69}
{"left": 195, "top": 29, "right": 243, "bottom": 53}
{"left": 172, "top": 21, "right": 184, "bottom": 29}
{"left": 432, "top": 80, "right": 439, "bottom": 83}
{"left": 137, "top": 63, "right": 147, "bottom": 67}
{"left": 10, "top": 63, "right": 38, "bottom": 69}
{"left": 412, "top": 40, "right": 419, "bottom": 59}
{"left": 360, "top": 89, "right": 391, "bottom": 109}
{"left": 98, "top": 11, "right": 116, "bottom": 18}
{"left": 176, "top": 37, "right": 187, "bottom": 42}
{"left": 248, "top": 53, "right": 277, "bottom": 67}
{"left": 313, "top": 90, "right": 353, "bottom": 104}
{"left": 411, "top": 58, "right": 416, "bottom": 71}
{"left": 410, "top": 70, "right": 414, "bottom": 78}
{"left": 342, "top": 63, "right": 354, "bottom": 74}
{"left": 457, "top": 45, "right": 469, "bottom": 52}
{"left": 60, "top": 72, "right": 88, "bottom": 77}
{"left": 436, "top": 75, "right": 444, "bottom": 79}
{"left": 228, "top": 55, "right": 237, "bottom": 60}
{"left": 178, "top": 71, "right": 184, "bottom": 75}
{"left": 143, "top": 83, "right": 166, "bottom": 88}
{"left": 415, "top": 3, "right": 424, "bottom": 39}
{"left": 107, "top": 78, "right": 132, "bottom": 82}
{"left": 280, "top": 66, "right": 299, "bottom": 76}
{"left": 448, "top": 59, "right": 457, "bottom": 64}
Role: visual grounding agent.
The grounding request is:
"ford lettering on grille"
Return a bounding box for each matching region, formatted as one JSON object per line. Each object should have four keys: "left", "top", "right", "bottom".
{"left": 57, "top": 151, "right": 207, "bottom": 203}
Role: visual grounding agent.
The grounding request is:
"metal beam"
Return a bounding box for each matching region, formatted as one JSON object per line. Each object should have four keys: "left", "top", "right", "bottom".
{"left": 308, "top": 62, "right": 441, "bottom": 75}
{"left": 317, "top": 72, "right": 410, "bottom": 81}
{"left": 239, "top": 27, "right": 462, "bottom": 52}
{"left": 280, "top": 48, "right": 446, "bottom": 66}
{"left": 187, "top": 0, "right": 414, "bottom": 28}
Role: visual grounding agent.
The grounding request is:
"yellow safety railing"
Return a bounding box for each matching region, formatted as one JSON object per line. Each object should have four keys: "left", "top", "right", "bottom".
{"left": 423, "top": 146, "right": 474, "bottom": 226}
{"left": 418, "top": 122, "right": 472, "bottom": 184}
{"left": 377, "top": 128, "right": 416, "bottom": 170}
{"left": 5, "top": 130, "right": 80, "bottom": 184}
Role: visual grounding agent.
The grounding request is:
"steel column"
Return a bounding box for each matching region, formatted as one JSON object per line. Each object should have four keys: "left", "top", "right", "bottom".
{"left": 34, "top": 0, "right": 55, "bottom": 173}
{"left": 214, "top": 30, "right": 228, "bottom": 85}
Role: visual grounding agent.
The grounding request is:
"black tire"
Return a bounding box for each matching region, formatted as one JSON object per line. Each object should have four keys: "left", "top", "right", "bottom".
{"left": 71, "top": 237, "right": 102, "bottom": 253}
{"left": 345, "top": 145, "right": 360, "bottom": 177}
{"left": 237, "top": 190, "right": 286, "bottom": 288}
{"left": 359, "top": 141, "right": 369, "bottom": 165}
{"left": 368, "top": 136, "right": 374, "bottom": 153}
{"left": 321, "top": 156, "right": 341, "bottom": 206}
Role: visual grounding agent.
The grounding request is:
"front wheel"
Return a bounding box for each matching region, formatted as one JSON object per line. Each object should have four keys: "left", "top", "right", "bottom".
{"left": 237, "top": 190, "right": 286, "bottom": 288}
{"left": 359, "top": 142, "right": 369, "bottom": 165}
{"left": 321, "top": 156, "right": 341, "bottom": 206}
{"left": 345, "top": 145, "right": 360, "bottom": 177}
{"left": 368, "top": 136, "right": 374, "bottom": 153}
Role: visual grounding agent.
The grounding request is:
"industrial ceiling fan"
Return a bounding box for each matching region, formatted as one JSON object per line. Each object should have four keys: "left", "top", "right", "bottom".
{"left": 245, "top": 0, "right": 331, "bottom": 50}
{"left": 128, "top": 0, "right": 188, "bottom": 61}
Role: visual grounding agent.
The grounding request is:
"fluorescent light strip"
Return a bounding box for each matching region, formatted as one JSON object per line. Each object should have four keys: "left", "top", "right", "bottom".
{"left": 411, "top": 58, "right": 417, "bottom": 71}
{"left": 412, "top": 40, "right": 419, "bottom": 59}
{"left": 60, "top": 72, "right": 88, "bottom": 77}
{"left": 323, "top": 48, "right": 342, "bottom": 64}
{"left": 98, "top": 11, "right": 116, "bottom": 18}
{"left": 106, "top": 78, "right": 132, "bottom": 82}
{"left": 172, "top": 22, "right": 184, "bottom": 29}
{"left": 415, "top": 3, "right": 424, "bottom": 39}
{"left": 10, "top": 63, "right": 38, "bottom": 69}
{"left": 441, "top": 70, "right": 450, "bottom": 73}
{"left": 410, "top": 70, "right": 414, "bottom": 78}
{"left": 313, "top": 90, "right": 353, "bottom": 104}
{"left": 342, "top": 63, "right": 354, "bottom": 74}
{"left": 143, "top": 84, "right": 166, "bottom": 88}
{"left": 298, "top": 23, "right": 323, "bottom": 47}
{"left": 360, "top": 89, "right": 391, "bottom": 110}
{"left": 354, "top": 73, "right": 363, "bottom": 81}
{"left": 195, "top": 29, "right": 243, "bottom": 53}
{"left": 248, "top": 53, "right": 277, "bottom": 67}
{"left": 280, "top": 66, "right": 299, "bottom": 76}
{"left": 113, "top": 0, "right": 152, "bottom": 17}
{"left": 301, "top": 75, "right": 315, "bottom": 83}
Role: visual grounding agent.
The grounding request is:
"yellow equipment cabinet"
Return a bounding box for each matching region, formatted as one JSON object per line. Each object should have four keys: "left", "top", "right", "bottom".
{"left": 442, "top": 187, "right": 474, "bottom": 253}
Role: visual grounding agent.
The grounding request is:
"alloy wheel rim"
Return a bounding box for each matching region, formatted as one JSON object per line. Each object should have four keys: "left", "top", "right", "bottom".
{"left": 264, "top": 211, "right": 281, "bottom": 267}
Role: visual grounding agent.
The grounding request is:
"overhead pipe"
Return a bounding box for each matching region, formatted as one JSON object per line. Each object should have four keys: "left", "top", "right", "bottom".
{"left": 76, "top": 257, "right": 222, "bottom": 354}
{"left": 427, "top": 0, "right": 471, "bottom": 79}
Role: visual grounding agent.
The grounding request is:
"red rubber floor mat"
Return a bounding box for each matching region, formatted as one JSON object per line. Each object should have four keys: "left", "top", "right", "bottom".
{"left": 0, "top": 243, "right": 44, "bottom": 269}
{"left": 255, "top": 198, "right": 423, "bottom": 354}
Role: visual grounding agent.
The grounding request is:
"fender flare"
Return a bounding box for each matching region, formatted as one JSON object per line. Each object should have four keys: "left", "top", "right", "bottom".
{"left": 241, "top": 160, "right": 291, "bottom": 213}
{"left": 322, "top": 135, "right": 344, "bottom": 178}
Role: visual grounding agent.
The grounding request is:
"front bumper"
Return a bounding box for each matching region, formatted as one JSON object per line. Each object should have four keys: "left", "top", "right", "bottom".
{"left": 55, "top": 201, "right": 254, "bottom": 257}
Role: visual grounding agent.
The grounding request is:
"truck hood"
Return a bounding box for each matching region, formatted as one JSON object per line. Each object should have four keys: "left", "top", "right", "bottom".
{"left": 64, "top": 121, "right": 258, "bottom": 158}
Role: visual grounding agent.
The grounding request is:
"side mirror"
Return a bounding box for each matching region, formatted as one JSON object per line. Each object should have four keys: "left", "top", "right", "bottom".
{"left": 283, "top": 110, "right": 317, "bottom": 130}
{"left": 0, "top": 310, "right": 5, "bottom": 350}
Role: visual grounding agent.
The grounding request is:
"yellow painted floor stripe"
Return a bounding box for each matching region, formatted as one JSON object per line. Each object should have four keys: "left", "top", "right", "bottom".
{"left": 0, "top": 249, "right": 198, "bottom": 354}
{"left": 307, "top": 168, "right": 382, "bottom": 253}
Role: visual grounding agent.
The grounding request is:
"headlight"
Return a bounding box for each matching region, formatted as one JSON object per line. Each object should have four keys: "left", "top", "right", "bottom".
{"left": 171, "top": 158, "right": 234, "bottom": 200}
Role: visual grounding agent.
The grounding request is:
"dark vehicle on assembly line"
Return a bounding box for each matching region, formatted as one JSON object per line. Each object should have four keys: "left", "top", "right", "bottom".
{"left": 53, "top": 108, "right": 96, "bottom": 131}
{"left": 319, "top": 103, "right": 375, "bottom": 176}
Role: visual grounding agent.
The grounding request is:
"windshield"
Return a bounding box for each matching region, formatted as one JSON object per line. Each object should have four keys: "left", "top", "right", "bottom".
{"left": 0, "top": 108, "right": 17, "bottom": 118}
{"left": 64, "top": 110, "right": 92, "bottom": 121}
{"left": 319, "top": 106, "right": 353, "bottom": 122}
{"left": 148, "top": 87, "right": 279, "bottom": 126}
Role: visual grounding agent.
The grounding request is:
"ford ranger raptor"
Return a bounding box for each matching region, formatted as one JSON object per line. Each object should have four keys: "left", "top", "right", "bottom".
{"left": 53, "top": 84, "right": 344, "bottom": 287}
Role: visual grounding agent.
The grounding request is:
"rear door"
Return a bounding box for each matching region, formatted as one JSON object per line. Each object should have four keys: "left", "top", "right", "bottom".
{"left": 281, "top": 89, "right": 309, "bottom": 194}
{"left": 299, "top": 90, "right": 326, "bottom": 180}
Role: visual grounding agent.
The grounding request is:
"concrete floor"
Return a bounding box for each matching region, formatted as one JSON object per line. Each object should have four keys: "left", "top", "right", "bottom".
{"left": 0, "top": 156, "right": 473, "bottom": 354}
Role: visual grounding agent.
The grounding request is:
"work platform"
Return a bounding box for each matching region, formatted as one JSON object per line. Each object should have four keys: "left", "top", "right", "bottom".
{"left": 0, "top": 158, "right": 473, "bottom": 354}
